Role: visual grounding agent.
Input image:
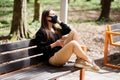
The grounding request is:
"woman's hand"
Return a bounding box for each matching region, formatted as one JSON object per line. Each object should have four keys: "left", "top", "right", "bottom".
{"left": 50, "top": 39, "right": 64, "bottom": 48}
{"left": 55, "top": 39, "right": 64, "bottom": 47}
{"left": 57, "top": 17, "right": 62, "bottom": 24}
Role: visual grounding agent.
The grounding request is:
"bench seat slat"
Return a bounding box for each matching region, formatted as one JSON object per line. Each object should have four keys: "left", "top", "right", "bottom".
{"left": 0, "top": 56, "right": 42, "bottom": 75}
{"left": 0, "top": 59, "right": 30, "bottom": 75}
{"left": 0, "top": 62, "right": 78, "bottom": 80}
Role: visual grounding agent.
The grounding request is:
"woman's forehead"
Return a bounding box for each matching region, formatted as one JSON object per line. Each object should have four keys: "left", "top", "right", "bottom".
{"left": 49, "top": 10, "right": 55, "bottom": 15}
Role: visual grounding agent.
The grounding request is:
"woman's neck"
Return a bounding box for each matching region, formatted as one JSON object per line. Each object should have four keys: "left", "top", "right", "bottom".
{"left": 46, "top": 22, "right": 55, "bottom": 33}
{"left": 48, "top": 22, "right": 53, "bottom": 29}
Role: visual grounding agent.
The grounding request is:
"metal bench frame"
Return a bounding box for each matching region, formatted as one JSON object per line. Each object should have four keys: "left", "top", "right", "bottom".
{"left": 104, "top": 23, "right": 120, "bottom": 69}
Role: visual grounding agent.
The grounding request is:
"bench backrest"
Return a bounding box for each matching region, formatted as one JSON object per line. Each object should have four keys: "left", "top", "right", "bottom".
{"left": 0, "top": 39, "right": 42, "bottom": 75}
{"left": 110, "top": 23, "right": 120, "bottom": 31}
{"left": 107, "top": 23, "right": 120, "bottom": 44}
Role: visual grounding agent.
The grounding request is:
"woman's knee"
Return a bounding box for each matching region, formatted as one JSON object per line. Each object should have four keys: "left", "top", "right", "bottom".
{"left": 81, "top": 45, "right": 87, "bottom": 52}
{"left": 69, "top": 40, "right": 79, "bottom": 46}
{"left": 70, "top": 29, "right": 77, "bottom": 35}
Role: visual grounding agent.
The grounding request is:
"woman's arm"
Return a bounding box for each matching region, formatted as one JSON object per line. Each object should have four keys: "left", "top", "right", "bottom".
{"left": 35, "top": 29, "right": 52, "bottom": 53}
{"left": 35, "top": 29, "right": 64, "bottom": 53}
{"left": 57, "top": 18, "right": 71, "bottom": 35}
{"left": 50, "top": 39, "right": 64, "bottom": 48}
{"left": 59, "top": 22, "right": 71, "bottom": 35}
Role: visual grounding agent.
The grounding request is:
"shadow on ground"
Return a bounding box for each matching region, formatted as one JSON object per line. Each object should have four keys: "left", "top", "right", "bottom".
{"left": 95, "top": 53, "right": 120, "bottom": 72}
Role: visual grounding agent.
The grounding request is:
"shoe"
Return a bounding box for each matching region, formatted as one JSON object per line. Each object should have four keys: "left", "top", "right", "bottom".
{"left": 74, "top": 59, "right": 100, "bottom": 72}
{"left": 91, "top": 61, "right": 100, "bottom": 72}
{"left": 74, "top": 59, "right": 92, "bottom": 70}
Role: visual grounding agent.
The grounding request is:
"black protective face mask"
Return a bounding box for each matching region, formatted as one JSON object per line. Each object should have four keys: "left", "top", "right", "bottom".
{"left": 48, "top": 15, "right": 58, "bottom": 24}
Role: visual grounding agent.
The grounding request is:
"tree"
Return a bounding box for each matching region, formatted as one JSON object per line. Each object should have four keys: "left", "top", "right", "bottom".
{"left": 97, "top": 0, "right": 112, "bottom": 21}
{"left": 27, "top": 0, "right": 30, "bottom": 3}
{"left": 10, "top": 0, "right": 28, "bottom": 40}
{"left": 86, "top": 0, "right": 91, "bottom": 1}
{"left": 32, "top": 0, "right": 41, "bottom": 22}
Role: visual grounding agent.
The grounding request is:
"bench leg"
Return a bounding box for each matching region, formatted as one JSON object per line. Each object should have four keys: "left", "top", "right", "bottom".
{"left": 80, "top": 68, "right": 85, "bottom": 80}
{"left": 80, "top": 46, "right": 86, "bottom": 80}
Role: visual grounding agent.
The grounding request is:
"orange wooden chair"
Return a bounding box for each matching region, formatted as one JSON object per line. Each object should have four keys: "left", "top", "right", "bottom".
{"left": 104, "top": 23, "right": 120, "bottom": 69}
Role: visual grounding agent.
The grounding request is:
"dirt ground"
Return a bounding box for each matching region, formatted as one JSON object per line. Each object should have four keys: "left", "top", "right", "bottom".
{"left": 75, "top": 23, "right": 106, "bottom": 60}
{"left": 73, "top": 23, "right": 120, "bottom": 71}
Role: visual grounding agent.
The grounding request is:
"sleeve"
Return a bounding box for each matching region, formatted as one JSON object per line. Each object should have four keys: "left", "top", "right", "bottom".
{"left": 35, "top": 29, "right": 52, "bottom": 54}
{"left": 59, "top": 22, "right": 71, "bottom": 35}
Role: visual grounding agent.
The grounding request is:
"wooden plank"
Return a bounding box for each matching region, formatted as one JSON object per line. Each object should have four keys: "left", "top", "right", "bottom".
{"left": 0, "top": 55, "right": 43, "bottom": 75}
{"left": 0, "top": 39, "right": 35, "bottom": 53}
{"left": 0, "top": 47, "right": 37, "bottom": 64}
{"left": 0, "top": 63, "right": 43, "bottom": 79}
{"left": 0, "top": 59, "right": 30, "bottom": 75}
{"left": 26, "top": 63, "right": 78, "bottom": 80}
{"left": 113, "top": 35, "right": 120, "bottom": 43}
{"left": 0, "top": 65, "right": 43, "bottom": 80}
{"left": 111, "top": 23, "right": 120, "bottom": 30}
{"left": 0, "top": 62, "right": 79, "bottom": 80}
{"left": 0, "top": 50, "right": 29, "bottom": 64}
{"left": 2, "top": 66, "right": 51, "bottom": 80}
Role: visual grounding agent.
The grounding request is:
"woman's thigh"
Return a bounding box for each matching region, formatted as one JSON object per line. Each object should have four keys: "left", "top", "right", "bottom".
{"left": 49, "top": 41, "right": 75, "bottom": 66}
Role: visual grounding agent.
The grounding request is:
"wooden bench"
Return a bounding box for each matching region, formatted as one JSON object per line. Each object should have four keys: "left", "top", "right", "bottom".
{"left": 0, "top": 39, "right": 85, "bottom": 80}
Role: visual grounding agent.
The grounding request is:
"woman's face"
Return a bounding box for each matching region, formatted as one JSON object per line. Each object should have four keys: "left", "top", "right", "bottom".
{"left": 47, "top": 10, "right": 55, "bottom": 21}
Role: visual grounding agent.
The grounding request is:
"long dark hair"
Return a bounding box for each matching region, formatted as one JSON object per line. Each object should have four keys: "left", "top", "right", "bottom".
{"left": 41, "top": 9, "right": 50, "bottom": 29}
{"left": 40, "top": 9, "right": 62, "bottom": 41}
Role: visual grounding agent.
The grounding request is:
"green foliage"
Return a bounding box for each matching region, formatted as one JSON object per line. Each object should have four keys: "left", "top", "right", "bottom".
{"left": 0, "top": 20, "right": 8, "bottom": 24}
{"left": 0, "top": 0, "right": 13, "bottom": 35}
{"left": 29, "top": 21, "right": 40, "bottom": 30}
{"left": 0, "top": 0, "right": 120, "bottom": 37}
{"left": 0, "top": 0, "right": 13, "bottom": 7}
{"left": 28, "top": 21, "right": 40, "bottom": 36}
{"left": 111, "top": 0, "right": 120, "bottom": 11}
{"left": 0, "top": 10, "right": 12, "bottom": 16}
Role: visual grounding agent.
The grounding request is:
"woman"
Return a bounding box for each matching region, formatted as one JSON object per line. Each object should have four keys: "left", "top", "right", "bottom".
{"left": 35, "top": 9, "right": 100, "bottom": 72}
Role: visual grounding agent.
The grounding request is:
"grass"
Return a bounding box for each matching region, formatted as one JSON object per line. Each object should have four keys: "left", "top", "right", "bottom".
{"left": 69, "top": 0, "right": 100, "bottom": 10}
{"left": 0, "top": 0, "right": 120, "bottom": 36}
{"left": 0, "top": 0, "right": 13, "bottom": 7}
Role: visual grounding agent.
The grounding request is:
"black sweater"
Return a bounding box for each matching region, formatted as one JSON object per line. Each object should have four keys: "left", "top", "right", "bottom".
{"left": 34, "top": 22, "right": 71, "bottom": 60}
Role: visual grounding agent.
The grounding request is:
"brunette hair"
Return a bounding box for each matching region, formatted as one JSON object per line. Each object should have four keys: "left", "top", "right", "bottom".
{"left": 41, "top": 9, "right": 50, "bottom": 29}
{"left": 40, "top": 9, "right": 62, "bottom": 41}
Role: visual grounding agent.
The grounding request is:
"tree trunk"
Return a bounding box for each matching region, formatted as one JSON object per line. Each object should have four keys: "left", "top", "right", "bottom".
{"left": 33, "top": 0, "right": 41, "bottom": 22}
{"left": 98, "top": 0, "right": 112, "bottom": 21}
{"left": 112, "top": 0, "right": 114, "bottom": 2}
{"left": 86, "top": 0, "right": 91, "bottom": 1}
{"left": 27, "top": 0, "right": 30, "bottom": 3}
{"left": 10, "top": 0, "right": 28, "bottom": 40}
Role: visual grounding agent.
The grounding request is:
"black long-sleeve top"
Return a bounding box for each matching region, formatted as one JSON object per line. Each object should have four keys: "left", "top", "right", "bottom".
{"left": 34, "top": 22, "right": 71, "bottom": 60}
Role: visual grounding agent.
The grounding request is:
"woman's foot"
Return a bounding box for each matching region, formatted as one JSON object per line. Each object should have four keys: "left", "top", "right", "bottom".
{"left": 74, "top": 59, "right": 100, "bottom": 72}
